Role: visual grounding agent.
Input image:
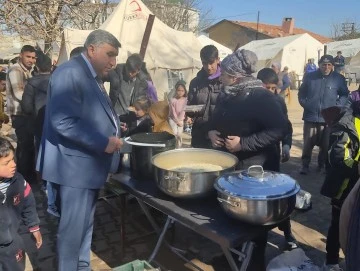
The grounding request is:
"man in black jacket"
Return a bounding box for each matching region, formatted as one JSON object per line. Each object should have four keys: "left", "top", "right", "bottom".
{"left": 187, "top": 45, "right": 222, "bottom": 148}
{"left": 298, "top": 55, "right": 349, "bottom": 175}
{"left": 108, "top": 53, "right": 148, "bottom": 128}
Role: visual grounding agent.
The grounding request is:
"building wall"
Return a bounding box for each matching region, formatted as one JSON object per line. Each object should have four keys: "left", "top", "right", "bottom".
{"left": 207, "top": 21, "right": 271, "bottom": 50}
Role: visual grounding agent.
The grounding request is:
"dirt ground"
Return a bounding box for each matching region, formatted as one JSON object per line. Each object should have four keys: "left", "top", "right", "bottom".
{"left": 15, "top": 84, "right": 358, "bottom": 270}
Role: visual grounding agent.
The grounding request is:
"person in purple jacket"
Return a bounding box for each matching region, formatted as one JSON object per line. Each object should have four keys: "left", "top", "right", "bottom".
{"left": 141, "top": 63, "right": 158, "bottom": 102}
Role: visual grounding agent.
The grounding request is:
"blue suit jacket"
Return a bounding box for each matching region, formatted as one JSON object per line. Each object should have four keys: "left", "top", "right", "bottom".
{"left": 37, "top": 55, "right": 120, "bottom": 189}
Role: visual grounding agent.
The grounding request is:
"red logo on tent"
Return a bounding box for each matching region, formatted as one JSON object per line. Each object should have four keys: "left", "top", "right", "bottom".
{"left": 130, "top": 0, "right": 142, "bottom": 12}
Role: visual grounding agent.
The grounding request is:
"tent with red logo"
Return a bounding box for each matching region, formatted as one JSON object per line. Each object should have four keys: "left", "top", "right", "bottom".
{"left": 57, "top": 0, "right": 203, "bottom": 99}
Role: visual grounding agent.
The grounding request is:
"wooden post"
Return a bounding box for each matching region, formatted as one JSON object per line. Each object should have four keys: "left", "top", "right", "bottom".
{"left": 139, "top": 14, "right": 155, "bottom": 60}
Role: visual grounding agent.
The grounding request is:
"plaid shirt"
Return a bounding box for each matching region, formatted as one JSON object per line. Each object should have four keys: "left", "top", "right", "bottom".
{"left": 6, "top": 62, "right": 32, "bottom": 115}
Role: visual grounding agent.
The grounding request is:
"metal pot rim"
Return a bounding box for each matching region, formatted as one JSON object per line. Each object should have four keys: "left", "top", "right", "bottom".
{"left": 151, "top": 148, "right": 239, "bottom": 172}
{"left": 214, "top": 182, "right": 300, "bottom": 200}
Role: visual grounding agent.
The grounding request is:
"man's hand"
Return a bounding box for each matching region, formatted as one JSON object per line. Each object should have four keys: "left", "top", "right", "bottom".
{"left": 105, "top": 137, "right": 123, "bottom": 153}
{"left": 281, "top": 145, "right": 290, "bottom": 163}
{"left": 208, "top": 130, "right": 224, "bottom": 148}
{"left": 225, "top": 136, "right": 241, "bottom": 153}
{"left": 32, "top": 231, "right": 42, "bottom": 249}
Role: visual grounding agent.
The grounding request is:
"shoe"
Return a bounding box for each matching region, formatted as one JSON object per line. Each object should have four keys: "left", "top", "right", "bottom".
{"left": 284, "top": 233, "right": 299, "bottom": 250}
{"left": 47, "top": 207, "right": 60, "bottom": 218}
{"left": 299, "top": 166, "right": 309, "bottom": 175}
{"left": 322, "top": 264, "right": 343, "bottom": 271}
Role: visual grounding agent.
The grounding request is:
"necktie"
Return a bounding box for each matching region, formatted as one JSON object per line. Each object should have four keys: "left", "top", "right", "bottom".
{"left": 96, "top": 76, "right": 120, "bottom": 135}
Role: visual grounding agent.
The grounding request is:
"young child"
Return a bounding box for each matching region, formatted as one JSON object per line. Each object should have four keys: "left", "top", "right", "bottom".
{"left": 169, "top": 80, "right": 187, "bottom": 147}
{"left": 257, "top": 68, "right": 298, "bottom": 250}
{"left": 125, "top": 96, "right": 153, "bottom": 136}
{"left": 0, "top": 137, "right": 42, "bottom": 270}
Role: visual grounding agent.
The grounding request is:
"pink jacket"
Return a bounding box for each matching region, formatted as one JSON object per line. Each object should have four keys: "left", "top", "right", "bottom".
{"left": 169, "top": 97, "right": 187, "bottom": 123}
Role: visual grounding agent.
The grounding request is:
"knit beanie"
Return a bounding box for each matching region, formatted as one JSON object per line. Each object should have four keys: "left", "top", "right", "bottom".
{"left": 221, "top": 49, "right": 258, "bottom": 77}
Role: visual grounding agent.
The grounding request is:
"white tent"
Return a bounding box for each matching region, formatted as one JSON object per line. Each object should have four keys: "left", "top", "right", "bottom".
{"left": 197, "top": 35, "right": 232, "bottom": 60}
{"left": 240, "top": 33, "right": 324, "bottom": 76}
{"left": 57, "top": 0, "right": 203, "bottom": 99}
{"left": 327, "top": 38, "right": 360, "bottom": 66}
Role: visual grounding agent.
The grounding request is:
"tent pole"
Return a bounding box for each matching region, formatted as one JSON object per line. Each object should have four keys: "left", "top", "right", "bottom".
{"left": 139, "top": 14, "right": 155, "bottom": 60}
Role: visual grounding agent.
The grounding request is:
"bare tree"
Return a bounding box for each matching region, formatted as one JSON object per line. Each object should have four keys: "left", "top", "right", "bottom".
{"left": 0, "top": 0, "right": 117, "bottom": 55}
{"left": 142, "top": 0, "right": 213, "bottom": 33}
{"left": 331, "top": 20, "right": 360, "bottom": 41}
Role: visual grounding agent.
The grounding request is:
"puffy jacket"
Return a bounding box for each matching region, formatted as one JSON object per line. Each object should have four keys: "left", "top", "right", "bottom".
{"left": 187, "top": 68, "right": 222, "bottom": 147}
{"left": 0, "top": 173, "right": 40, "bottom": 245}
{"left": 209, "top": 85, "right": 287, "bottom": 171}
{"left": 298, "top": 70, "right": 349, "bottom": 123}
{"left": 321, "top": 111, "right": 360, "bottom": 199}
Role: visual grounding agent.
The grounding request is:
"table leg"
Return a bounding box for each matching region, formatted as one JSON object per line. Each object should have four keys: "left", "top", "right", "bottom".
{"left": 221, "top": 246, "right": 240, "bottom": 271}
{"left": 119, "top": 193, "right": 126, "bottom": 256}
{"left": 148, "top": 216, "right": 172, "bottom": 262}
{"left": 136, "top": 198, "right": 161, "bottom": 233}
{"left": 221, "top": 241, "right": 255, "bottom": 271}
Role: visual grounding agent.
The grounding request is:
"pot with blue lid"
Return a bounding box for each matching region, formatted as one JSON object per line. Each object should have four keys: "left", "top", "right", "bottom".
{"left": 214, "top": 165, "right": 300, "bottom": 225}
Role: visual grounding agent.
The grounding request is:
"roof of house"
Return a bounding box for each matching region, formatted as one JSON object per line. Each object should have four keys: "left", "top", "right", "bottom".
{"left": 205, "top": 20, "right": 332, "bottom": 44}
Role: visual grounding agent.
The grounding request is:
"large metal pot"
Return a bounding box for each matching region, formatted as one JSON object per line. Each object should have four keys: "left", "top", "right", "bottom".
{"left": 151, "top": 148, "right": 238, "bottom": 198}
{"left": 125, "top": 132, "right": 176, "bottom": 181}
{"left": 214, "top": 165, "right": 300, "bottom": 225}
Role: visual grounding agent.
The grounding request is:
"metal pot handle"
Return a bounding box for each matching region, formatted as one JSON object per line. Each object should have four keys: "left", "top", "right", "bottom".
{"left": 246, "top": 165, "right": 265, "bottom": 181}
{"left": 217, "top": 198, "right": 240, "bottom": 207}
{"left": 247, "top": 165, "right": 264, "bottom": 174}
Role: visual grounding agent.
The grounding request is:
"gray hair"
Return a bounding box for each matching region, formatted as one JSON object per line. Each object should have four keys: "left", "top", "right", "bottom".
{"left": 84, "top": 29, "right": 121, "bottom": 49}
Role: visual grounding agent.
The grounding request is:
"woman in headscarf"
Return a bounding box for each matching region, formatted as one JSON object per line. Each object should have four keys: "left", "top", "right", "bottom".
{"left": 208, "top": 49, "right": 287, "bottom": 171}
{"left": 208, "top": 49, "right": 291, "bottom": 270}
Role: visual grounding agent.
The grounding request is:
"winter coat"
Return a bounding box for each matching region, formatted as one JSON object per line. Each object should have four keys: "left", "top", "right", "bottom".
{"left": 21, "top": 73, "right": 50, "bottom": 140}
{"left": 187, "top": 68, "right": 222, "bottom": 148}
{"left": 321, "top": 111, "right": 360, "bottom": 199}
{"left": 0, "top": 173, "right": 40, "bottom": 246}
{"left": 275, "top": 95, "right": 293, "bottom": 148}
{"left": 209, "top": 81, "right": 288, "bottom": 171}
{"left": 108, "top": 64, "right": 148, "bottom": 118}
{"left": 298, "top": 70, "right": 349, "bottom": 123}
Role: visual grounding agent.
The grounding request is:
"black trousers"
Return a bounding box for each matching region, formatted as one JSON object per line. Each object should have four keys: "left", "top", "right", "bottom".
{"left": 326, "top": 203, "right": 342, "bottom": 265}
{"left": 11, "top": 115, "right": 36, "bottom": 183}
{"left": 0, "top": 235, "right": 26, "bottom": 271}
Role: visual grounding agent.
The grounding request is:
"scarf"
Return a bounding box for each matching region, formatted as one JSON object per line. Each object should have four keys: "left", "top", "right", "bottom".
{"left": 223, "top": 76, "right": 263, "bottom": 96}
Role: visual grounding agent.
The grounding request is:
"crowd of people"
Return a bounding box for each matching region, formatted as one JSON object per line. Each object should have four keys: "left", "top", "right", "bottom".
{"left": 0, "top": 28, "right": 359, "bottom": 271}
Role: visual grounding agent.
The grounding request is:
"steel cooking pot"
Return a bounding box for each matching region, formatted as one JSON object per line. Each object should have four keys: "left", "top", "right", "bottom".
{"left": 152, "top": 148, "right": 238, "bottom": 198}
{"left": 214, "top": 165, "right": 300, "bottom": 225}
{"left": 125, "top": 132, "right": 176, "bottom": 181}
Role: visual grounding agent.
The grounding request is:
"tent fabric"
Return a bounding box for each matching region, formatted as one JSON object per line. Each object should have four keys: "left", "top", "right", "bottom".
{"left": 197, "top": 35, "right": 232, "bottom": 60}
{"left": 327, "top": 38, "right": 360, "bottom": 67}
{"left": 327, "top": 38, "right": 360, "bottom": 59}
{"left": 58, "top": 0, "right": 202, "bottom": 70}
{"left": 239, "top": 33, "right": 324, "bottom": 76}
{"left": 57, "top": 0, "right": 203, "bottom": 98}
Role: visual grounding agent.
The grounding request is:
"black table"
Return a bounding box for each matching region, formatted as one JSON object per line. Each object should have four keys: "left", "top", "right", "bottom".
{"left": 111, "top": 173, "right": 273, "bottom": 271}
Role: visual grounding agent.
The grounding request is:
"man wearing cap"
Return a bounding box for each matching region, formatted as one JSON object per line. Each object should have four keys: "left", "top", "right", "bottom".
{"left": 298, "top": 55, "right": 349, "bottom": 175}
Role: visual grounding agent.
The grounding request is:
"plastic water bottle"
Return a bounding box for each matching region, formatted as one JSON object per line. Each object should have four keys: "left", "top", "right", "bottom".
{"left": 295, "top": 189, "right": 312, "bottom": 210}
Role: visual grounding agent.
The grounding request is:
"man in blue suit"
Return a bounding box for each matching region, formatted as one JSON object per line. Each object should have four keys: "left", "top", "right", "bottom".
{"left": 37, "top": 29, "right": 123, "bottom": 271}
